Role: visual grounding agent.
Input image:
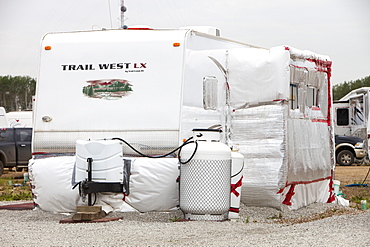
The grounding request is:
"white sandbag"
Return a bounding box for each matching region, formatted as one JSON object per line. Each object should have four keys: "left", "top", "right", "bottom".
{"left": 28, "top": 156, "right": 82, "bottom": 213}
{"left": 121, "top": 157, "right": 180, "bottom": 212}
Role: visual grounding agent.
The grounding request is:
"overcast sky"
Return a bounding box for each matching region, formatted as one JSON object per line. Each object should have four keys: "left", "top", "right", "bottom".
{"left": 0, "top": 0, "right": 369, "bottom": 85}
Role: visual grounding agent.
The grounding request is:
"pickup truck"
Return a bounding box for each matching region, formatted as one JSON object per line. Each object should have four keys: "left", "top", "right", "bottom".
{"left": 0, "top": 127, "right": 32, "bottom": 175}
{"left": 335, "top": 135, "right": 367, "bottom": 166}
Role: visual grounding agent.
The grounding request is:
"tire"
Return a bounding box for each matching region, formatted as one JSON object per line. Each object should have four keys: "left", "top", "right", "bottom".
{"left": 0, "top": 160, "right": 4, "bottom": 176}
{"left": 337, "top": 150, "right": 354, "bottom": 166}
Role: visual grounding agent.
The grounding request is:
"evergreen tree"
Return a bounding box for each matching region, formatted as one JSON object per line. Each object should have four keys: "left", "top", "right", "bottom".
{"left": 333, "top": 75, "right": 370, "bottom": 101}
{"left": 87, "top": 85, "right": 94, "bottom": 96}
{"left": 0, "top": 75, "right": 36, "bottom": 112}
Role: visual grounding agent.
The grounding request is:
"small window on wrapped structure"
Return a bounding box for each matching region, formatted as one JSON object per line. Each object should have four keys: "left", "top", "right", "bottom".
{"left": 337, "top": 108, "right": 349, "bottom": 126}
{"left": 306, "top": 86, "right": 318, "bottom": 107}
{"left": 290, "top": 84, "right": 298, "bottom": 109}
{"left": 203, "top": 76, "right": 218, "bottom": 110}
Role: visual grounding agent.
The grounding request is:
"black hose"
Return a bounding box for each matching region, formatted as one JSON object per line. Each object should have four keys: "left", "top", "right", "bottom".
{"left": 231, "top": 164, "right": 244, "bottom": 178}
{"left": 112, "top": 136, "right": 194, "bottom": 159}
{"left": 92, "top": 193, "right": 97, "bottom": 206}
{"left": 72, "top": 181, "right": 80, "bottom": 190}
{"left": 178, "top": 141, "right": 198, "bottom": 164}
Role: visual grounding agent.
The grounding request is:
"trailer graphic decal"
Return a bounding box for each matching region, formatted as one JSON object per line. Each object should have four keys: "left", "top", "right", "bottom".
{"left": 82, "top": 79, "right": 133, "bottom": 99}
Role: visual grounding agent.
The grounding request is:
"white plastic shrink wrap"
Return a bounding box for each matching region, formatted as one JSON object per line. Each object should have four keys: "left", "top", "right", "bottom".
{"left": 228, "top": 46, "right": 333, "bottom": 209}
{"left": 28, "top": 156, "right": 82, "bottom": 213}
{"left": 29, "top": 156, "right": 179, "bottom": 213}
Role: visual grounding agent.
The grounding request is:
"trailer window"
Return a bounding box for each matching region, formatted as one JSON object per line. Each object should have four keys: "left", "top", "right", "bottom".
{"left": 306, "top": 87, "right": 317, "bottom": 107}
{"left": 290, "top": 84, "right": 298, "bottom": 109}
{"left": 337, "top": 108, "right": 349, "bottom": 126}
{"left": 203, "top": 76, "right": 218, "bottom": 110}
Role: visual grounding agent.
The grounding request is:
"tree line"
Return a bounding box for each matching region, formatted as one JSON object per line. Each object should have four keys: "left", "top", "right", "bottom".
{"left": 0, "top": 75, "right": 36, "bottom": 112}
{"left": 333, "top": 75, "right": 370, "bottom": 101}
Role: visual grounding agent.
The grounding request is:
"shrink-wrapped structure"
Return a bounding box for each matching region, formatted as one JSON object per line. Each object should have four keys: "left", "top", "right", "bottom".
{"left": 30, "top": 27, "right": 334, "bottom": 213}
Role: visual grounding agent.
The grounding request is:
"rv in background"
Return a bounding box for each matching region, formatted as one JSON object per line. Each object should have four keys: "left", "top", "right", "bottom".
{"left": 0, "top": 107, "right": 6, "bottom": 127}
{"left": 6, "top": 111, "right": 33, "bottom": 127}
{"left": 333, "top": 87, "right": 370, "bottom": 161}
{"left": 0, "top": 107, "right": 33, "bottom": 128}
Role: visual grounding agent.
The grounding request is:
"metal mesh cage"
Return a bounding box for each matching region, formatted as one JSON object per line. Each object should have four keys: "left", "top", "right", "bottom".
{"left": 180, "top": 159, "right": 231, "bottom": 221}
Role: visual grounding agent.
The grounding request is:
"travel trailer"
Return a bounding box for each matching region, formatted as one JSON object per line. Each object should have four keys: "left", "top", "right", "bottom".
{"left": 30, "top": 27, "right": 334, "bottom": 215}
{"left": 334, "top": 87, "right": 370, "bottom": 158}
{"left": 6, "top": 111, "right": 33, "bottom": 127}
{"left": 0, "top": 107, "right": 6, "bottom": 127}
{"left": 0, "top": 107, "right": 33, "bottom": 128}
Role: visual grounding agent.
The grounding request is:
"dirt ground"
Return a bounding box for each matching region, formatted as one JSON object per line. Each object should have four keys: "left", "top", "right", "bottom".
{"left": 334, "top": 165, "right": 370, "bottom": 208}
{"left": 334, "top": 165, "right": 370, "bottom": 184}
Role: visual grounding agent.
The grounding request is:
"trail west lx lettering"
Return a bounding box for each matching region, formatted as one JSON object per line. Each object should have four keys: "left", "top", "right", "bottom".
{"left": 61, "top": 63, "right": 147, "bottom": 71}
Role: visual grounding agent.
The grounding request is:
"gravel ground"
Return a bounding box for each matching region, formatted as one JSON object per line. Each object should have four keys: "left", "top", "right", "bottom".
{"left": 1, "top": 201, "right": 369, "bottom": 246}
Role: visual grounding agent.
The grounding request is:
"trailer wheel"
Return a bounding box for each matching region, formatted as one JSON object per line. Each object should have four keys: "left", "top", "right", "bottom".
{"left": 337, "top": 150, "right": 354, "bottom": 166}
{"left": 0, "top": 160, "right": 4, "bottom": 176}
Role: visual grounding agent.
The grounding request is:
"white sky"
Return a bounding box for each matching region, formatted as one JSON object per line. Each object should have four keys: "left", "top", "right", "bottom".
{"left": 0, "top": 0, "right": 369, "bottom": 85}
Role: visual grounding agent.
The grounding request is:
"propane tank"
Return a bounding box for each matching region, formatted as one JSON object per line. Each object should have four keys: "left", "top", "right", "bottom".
{"left": 180, "top": 129, "right": 231, "bottom": 221}
{"left": 229, "top": 145, "right": 244, "bottom": 220}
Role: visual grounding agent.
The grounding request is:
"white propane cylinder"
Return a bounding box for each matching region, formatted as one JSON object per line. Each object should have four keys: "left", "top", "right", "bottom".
{"left": 229, "top": 147, "right": 244, "bottom": 220}
{"left": 180, "top": 129, "right": 231, "bottom": 221}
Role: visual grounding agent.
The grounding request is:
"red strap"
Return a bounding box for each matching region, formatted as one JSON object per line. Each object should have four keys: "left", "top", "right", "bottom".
{"left": 282, "top": 184, "right": 296, "bottom": 206}
{"left": 229, "top": 207, "right": 240, "bottom": 213}
{"left": 231, "top": 176, "right": 243, "bottom": 197}
{"left": 327, "top": 177, "right": 335, "bottom": 203}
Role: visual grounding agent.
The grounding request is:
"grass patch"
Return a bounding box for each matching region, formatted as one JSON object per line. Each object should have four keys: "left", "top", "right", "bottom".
{"left": 245, "top": 216, "right": 249, "bottom": 223}
{"left": 341, "top": 184, "right": 370, "bottom": 210}
{"left": 352, "top": 195, "right": 370, "bottom": 209}
{"left": 169, "top": 216, "right": 181, "bottom": 222}
{"left": 0, "top": 178, "right": 33, "bottom": 201}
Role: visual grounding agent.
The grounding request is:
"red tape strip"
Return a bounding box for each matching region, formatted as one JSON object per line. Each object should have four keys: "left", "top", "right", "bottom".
{"left": 231, "top": 176, "right": 243, "bottom": 197}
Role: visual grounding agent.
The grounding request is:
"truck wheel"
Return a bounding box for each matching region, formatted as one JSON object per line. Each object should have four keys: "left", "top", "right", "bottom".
{"left": 0, "top": 160, "right": 4, "bottom": 176}
{"left": 337, "top": 150, "right": 354, "bottom": 166}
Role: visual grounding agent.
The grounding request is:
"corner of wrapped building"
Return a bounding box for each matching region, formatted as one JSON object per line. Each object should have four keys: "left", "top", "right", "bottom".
{"left": 228, "top": 46, "right": 334, "bottom": 209}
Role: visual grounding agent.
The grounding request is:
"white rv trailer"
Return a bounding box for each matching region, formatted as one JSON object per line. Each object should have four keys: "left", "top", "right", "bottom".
{"left": 31, "top": 27, "right": 334, "bottom": 212}
{"left": 0, "top": 107, "right": 33, "bottom": 127}
{"left": 6, "top": 111, "right": 33, "bottom": 127}
{"left": 0, "top": 107, "right": 7, "bottom": 127}
{"left": 334, "top": 87, "right": 370, "bottom": 156}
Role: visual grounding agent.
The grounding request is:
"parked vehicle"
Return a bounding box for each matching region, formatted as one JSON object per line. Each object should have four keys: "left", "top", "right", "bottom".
{"left": 0, "top": 107, "right": 7, "bottom": 127}
{"left": 6, "top": 111, "right": 33, "bottom": 127}
{"left": 333, "top": 87, "right": 370, "bottom": 160}
{"left": 335, "top": 135, "right": 366, "bottom": 166}
{"left": 0, "top": 127, "right": 32, "bottom": 175}
{"left": 0, "top": 107, "right": 33, "bottom": 128}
